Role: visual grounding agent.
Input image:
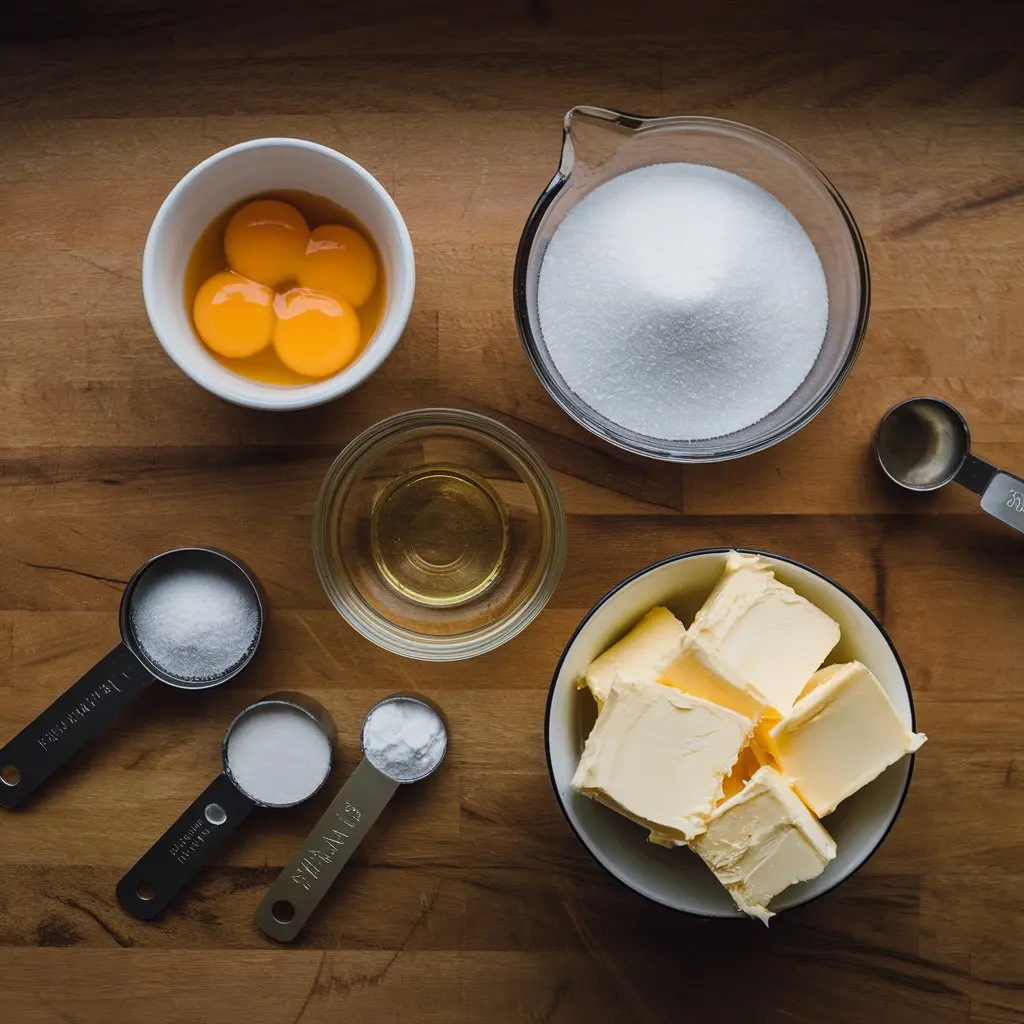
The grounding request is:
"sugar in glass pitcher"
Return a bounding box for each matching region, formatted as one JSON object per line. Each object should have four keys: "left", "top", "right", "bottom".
{"left": 513, "top": 106, "right": 870, "bottom": 463}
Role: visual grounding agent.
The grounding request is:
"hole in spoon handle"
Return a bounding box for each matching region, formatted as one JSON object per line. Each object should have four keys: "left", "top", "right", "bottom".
{"left": 255, "top": 758, "right": 399, "bottom": 943}
{"left": 116, "top": 772, "right": 254, "bottom": 921}
{"left": 978, "top": 469, "right": 1024, "bottom": 536}
{"left": 0, "top": 643, "right": 153, "bottom": 809}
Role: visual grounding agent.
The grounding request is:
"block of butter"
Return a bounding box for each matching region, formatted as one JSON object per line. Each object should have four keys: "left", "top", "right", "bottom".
{"left": 661, "top": 636, "right": 771, "bottom": 721}
{"left": 688, "top": 551, "right": 840, "bottom": 715}
{"left": 690, "top": 765, "right": 837, "bottom": 925}
{"left": 768, "top": 661, "right": 927, "bottom": 817}
{"left": 580, "top": 606, "right": 686, "bottom": 705}
{"left": 572, "top": 678, "right": 753, "bottom": 843}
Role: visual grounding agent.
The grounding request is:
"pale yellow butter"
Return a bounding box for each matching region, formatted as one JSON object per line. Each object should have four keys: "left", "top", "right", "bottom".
{"left": 690, "top": 765, "right": 837, "bottom": 925}
{"left": 572, "top": 678, "right": 753, "bottom": 844}
{"left": 660, "top": 636, "right": 770, "bottom": 720}
{"left": 580, "top": 605, "right": 686, "bottom": 705}
{"left": 687, "top": 551, "right": 840, "bottom": 715}
{"left": 768, "top": 661, "right": 927, "bottom": 817}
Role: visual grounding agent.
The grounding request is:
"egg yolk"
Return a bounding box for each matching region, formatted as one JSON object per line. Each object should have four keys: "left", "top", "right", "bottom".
{"left": 192, "top": 271, "right": 275, "bottom": 358}
{"left": 297, "top": 224, "right": 378, "bottom": 307}
{"left": 272, "top": 288, "right": 361, "bottom": 378}
{"left": 224, "top": 200, "right": 309, "bottom": 287}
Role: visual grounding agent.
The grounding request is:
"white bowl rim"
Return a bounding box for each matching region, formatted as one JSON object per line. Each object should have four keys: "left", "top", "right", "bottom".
{"left": 544, "top": 546, "right": 918, "bottom": 918}
{"left": 142, "top": 136, "right": 416, "bottom": 411}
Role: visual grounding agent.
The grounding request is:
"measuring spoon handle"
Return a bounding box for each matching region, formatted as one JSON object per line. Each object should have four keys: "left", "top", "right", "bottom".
{"left": 0, "top": 642, "right": 154, "bottom": 809}
{"left": 255, "top": 758, "right": 399, "bottom": 942}
{"left": 956, "top": 454, "right": 1024, "bottom": 536}
{"left": 117, "top": 772, "right": 254, "bottom": 920}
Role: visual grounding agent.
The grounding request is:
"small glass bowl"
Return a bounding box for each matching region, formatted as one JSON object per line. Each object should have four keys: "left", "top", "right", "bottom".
{"left": 513, "top": 107, "right": 870, "bottom": 463}
{"left": 313, "top": 409, "right": 567, "bottom": 661}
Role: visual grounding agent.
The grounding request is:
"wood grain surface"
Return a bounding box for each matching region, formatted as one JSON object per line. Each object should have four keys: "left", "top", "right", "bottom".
{"left": 1, "top": 1, "right": 1022, "bottom": 1021}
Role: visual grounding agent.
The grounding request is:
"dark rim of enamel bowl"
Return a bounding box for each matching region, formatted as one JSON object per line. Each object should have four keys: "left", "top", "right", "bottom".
{"left": 543, "top": 547, "right": 917, "bottom": 920}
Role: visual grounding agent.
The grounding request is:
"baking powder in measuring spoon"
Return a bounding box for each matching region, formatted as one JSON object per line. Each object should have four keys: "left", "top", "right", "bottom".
{"left": 256, "top": 694, "right": 448, "bottom": 942}
{"left": 362, "top": 698, "right": 447, "bottom": 783}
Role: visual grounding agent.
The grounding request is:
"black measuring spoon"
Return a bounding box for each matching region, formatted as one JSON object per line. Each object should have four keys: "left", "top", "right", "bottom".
{"left": 117, "top": 693, "right": 335, "bottom": 920}
{"left": 0, "top": 547, "right": 264, "bottom": 808}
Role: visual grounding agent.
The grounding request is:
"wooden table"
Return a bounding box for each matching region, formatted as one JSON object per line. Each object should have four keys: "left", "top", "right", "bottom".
{"left": 1, "top": 2, "right": 1021, "bottom": 1021}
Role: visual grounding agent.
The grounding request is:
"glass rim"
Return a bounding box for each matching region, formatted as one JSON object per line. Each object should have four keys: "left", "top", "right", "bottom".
{"left": 513, "top": 110, "right": 871, "bottom": 464}
{"left": 312, "top": 407, "right": 567, "bottom": 661}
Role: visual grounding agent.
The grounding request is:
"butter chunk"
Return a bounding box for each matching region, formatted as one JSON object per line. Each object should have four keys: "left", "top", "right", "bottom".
{"left": 691, "top": 766, "right": 837, "bottom": 925}
{"left": 688, "top": 551, "right": 840, "bottom": 715}
{"left": 721, "top": 733, "right": 774, "bottom": 801}
{"left": 572, "top": 679, "right": 753, "bottom": 843}
{"left": 768, "top": 661, "right": 927, "bottom": 817}
{"left": 580, "top": 606, "right": 686, "bottom": 705}
{"left": 660, "top": 636, "right": 770, "bottom": 720}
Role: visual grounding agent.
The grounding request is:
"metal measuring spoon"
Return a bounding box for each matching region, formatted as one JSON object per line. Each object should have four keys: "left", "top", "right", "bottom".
{"left": 255, "top": 694, "right": 447, "bottom": 943}
{"left": 0, "top": 547, "right": 264, "bottom": 809}
{"left": 876, "top": 397, "right": 1024, "bottom": 536}
{"left": 117, "top": 692, "right": 335, "bottom": 921}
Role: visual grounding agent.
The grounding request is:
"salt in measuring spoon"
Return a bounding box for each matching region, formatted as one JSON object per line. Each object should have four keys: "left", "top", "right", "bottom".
{"left": 117, "top": 692, "right": 335, "bottom": 920}
{"left": 0, "top": 547, "right": 264, "bottom": 809}
{"left": 876, "top": 397, "right": 1024, "bottom": 536}
{"left": 255, "top": 694, "right": 447, "bottom": 942}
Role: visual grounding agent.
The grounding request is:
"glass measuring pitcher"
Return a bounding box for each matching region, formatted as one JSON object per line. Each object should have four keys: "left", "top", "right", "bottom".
{"left": 513, "top": 106, "right": 871, "bottom": 463}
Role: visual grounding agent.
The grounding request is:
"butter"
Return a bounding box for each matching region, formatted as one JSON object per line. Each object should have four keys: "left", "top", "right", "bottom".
{"left": 721, "top": 732, "right": 774, "bottom": 800}
{"left": 660, "top": 637, "right": 770, "bottom": 720}
{"left": 572, "top": 678, "right": 753, "bottom": 843}
{"left": 690, "top": 765, "right": 837, "bottom": 925}
{"left": 768, "top": 661, "right": 927, "bottom": 817}
{"left": 687, "top": 551, "right": 840, "bottom": 715}
{"left": 571, "top": 555, "right": 926, "bottom": 924}
{"left": 580, "top": 606, "right": 686, "bottom": 705}
{"left": 721, "top": 743, "right": 762, "bottom": 801}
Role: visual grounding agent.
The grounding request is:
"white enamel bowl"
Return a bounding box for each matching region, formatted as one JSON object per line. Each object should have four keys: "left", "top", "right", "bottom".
{"left": 143, "top": 138, "right": 415, "bottom": 410}
{"left": 545, "top": 548, "right": 919, "bottom": 919}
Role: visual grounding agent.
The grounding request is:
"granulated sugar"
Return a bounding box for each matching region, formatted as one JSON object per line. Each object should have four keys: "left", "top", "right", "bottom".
{"left": 362, "top": 698, "right": 446, "bottom": 783}
{"left": 130, "top": 562, "right": 260, "bottom": 683}
{"left": 226, "top": 704, "right": 332, "bottom": 806}
{"left": 537, "top": 163, "right": 829, "bottom": 441}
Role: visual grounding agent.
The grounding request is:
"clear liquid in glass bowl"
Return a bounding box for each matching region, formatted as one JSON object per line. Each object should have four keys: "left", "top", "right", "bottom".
{"left": 513, "top": 106, "right": 870, "bottom": 463}
{"left": 313, "top": 409, "right": 566, "bottom": 661}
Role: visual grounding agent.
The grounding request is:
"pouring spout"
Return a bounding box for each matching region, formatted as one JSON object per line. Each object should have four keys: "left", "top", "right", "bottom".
{"left": 559, "top": 106, "right": 647, "bottom": 179}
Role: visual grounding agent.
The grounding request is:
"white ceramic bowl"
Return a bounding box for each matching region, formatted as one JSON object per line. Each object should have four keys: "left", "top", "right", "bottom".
{"left": 546, "top": 548, "right": 918, "bottom": 919}
{"left": 143, "top": 138, "right": 415, "bottom": 410}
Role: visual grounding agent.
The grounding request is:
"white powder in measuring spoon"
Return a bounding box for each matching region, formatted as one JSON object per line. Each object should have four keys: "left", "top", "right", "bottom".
{"left": 363, "top": 699, "right": 447, "bottom": 783}
{"left": 226, "top": 704, "right": 332, "bottom": 807}
{"left": 130, "top": 563, "right": 260, "bottom": 683}
{"left": 537, "top": 163, "right": 829, "bottom": 441}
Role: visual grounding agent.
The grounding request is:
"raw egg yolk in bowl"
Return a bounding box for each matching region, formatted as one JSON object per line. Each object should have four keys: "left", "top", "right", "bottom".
{"left": 191, "top": 198, "right": 382, "bottom": 381}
